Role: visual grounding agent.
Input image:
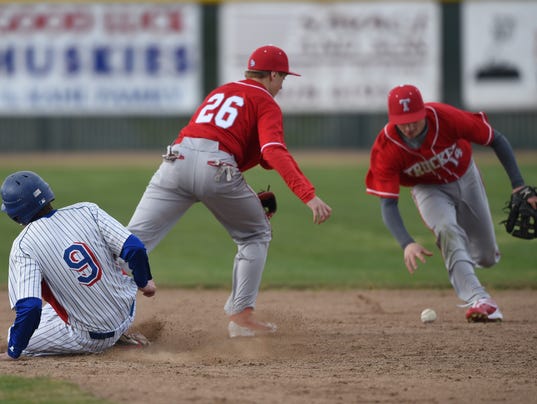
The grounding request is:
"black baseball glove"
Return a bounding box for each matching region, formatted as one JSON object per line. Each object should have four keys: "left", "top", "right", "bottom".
{"left": 502, "top": 185, "right": 537, "bottom": 239}
{"left": 258, "top": 186, "right": 277, "bottom": 219}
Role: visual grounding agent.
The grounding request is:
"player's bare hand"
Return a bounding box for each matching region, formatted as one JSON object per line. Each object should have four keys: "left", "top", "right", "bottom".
{"left": 306, "top": 196, "right": 332, "bottom": 224}
{"left": 513, "top": 186, "right": 537, "bottom": 209}
{"left": 0, "top": 352, "right": 16, "bottom": 361}
{"left": 403, "top": 242, "right": 433, "bottom": 274}
{"left": 139, "top": 279, "right": 156, "bottom": 297}
{"left": 527, "top": 195, "right": 537, "bottom": 210}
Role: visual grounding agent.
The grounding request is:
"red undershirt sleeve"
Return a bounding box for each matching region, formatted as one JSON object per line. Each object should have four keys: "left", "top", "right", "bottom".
{"left": 261, "top": 146, "right": 316, "bottom": 203}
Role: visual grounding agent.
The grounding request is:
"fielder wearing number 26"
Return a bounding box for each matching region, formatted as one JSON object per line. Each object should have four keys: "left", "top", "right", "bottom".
{"left": 0, "top": 171, "right": 156, "bottom": 361}
{"left": 126, "top": 45, "right": 332, "bottom": 338}
{"left": 366, "top": 84, "right": 537, "bottom": 323}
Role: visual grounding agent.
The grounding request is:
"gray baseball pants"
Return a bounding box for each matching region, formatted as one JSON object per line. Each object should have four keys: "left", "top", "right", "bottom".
{"left": 411, "top": 161, "right": 500, "bottom": 304}
{"left": 127, "top": 138, "right": 272, "bottom": 315}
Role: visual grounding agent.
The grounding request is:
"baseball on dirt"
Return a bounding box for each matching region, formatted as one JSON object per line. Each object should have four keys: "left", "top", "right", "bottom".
{"left": 420, "top": 308, "right": 437, "bottom": 323}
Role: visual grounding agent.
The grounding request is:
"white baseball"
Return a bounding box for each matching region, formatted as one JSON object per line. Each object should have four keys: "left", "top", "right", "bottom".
{"left": 420, "top": 308, "right": 437, "bottom": 323}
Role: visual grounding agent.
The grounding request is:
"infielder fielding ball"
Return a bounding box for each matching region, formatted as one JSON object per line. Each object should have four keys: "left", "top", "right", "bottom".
{"left": 420, "top": 308, "right": 437, "bottom": 323}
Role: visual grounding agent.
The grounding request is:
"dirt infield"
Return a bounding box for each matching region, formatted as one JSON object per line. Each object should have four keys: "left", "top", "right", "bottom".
{"left": 1, "top": 288, "right": 536, "bottom": 403}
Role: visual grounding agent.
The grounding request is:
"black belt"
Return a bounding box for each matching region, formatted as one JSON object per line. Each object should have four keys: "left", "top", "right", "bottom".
{"left": 88, "top": 301, "right": 134, "bottom": 340}
{"left": 89, "top": 331, "right": 115, "bottom": 340}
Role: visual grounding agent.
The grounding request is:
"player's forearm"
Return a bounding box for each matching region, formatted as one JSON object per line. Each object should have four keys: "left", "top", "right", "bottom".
{"left": 120, "top": 234, "right": 153, "bottom": 288}
{"left": 490, "top": 130, "right": 524, "bottom": 189}
{"left": 127, "top": 249, "right": 153, "bottom": 288}
{"left": 7, "top": 297, "right": 42, "bottom": 359}
{"left": 380, "top": 198, "right": 415, "bottom": 249}
{"left": 261, "top": 146, "right": 316, "bottom": 203}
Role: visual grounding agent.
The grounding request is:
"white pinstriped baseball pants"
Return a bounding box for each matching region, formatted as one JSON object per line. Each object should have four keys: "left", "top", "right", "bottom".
{"left": 12, "top": 303, "right": 135, "bottom": 357}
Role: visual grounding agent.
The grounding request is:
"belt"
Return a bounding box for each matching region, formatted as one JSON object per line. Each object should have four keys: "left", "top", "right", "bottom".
{"left": 176, "top": 137, "right": 233, "bottom": 155}
{"left": 89, "top": 331, "right": 115, "bottom": 340}
{"left": 88, "top": 301, "right": 134, "bottom": 339}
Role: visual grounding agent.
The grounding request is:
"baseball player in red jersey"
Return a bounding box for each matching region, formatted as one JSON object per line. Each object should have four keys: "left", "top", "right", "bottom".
{"left": 0, "top": 171, "right": 156, "bottom": 360}
{"left": 366, "top": 84, "right": 537, "bottom": 322}
{"left": 127, "top": 45, "right": 332, "bottom": 337}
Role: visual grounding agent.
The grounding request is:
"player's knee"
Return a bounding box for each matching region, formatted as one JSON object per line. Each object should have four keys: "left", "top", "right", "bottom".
{"left": 236, "top": 241, "right": 269, "bottom": 260}
{"left": 475, "top": 250, "right": 500, "bottom": 268}
{"left": 435, "top": 222, "right": 465, "bottom": 246}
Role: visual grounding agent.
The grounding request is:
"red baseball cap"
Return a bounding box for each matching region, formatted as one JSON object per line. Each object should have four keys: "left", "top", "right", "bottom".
{"left": 387, "top": 84, "right": 426, "bottom": 124}
{"left": 247, "top": 45, "right": 301, "bottom": 76}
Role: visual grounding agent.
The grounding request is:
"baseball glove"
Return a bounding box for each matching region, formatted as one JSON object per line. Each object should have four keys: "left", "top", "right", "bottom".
{"left": 258, "top": 186, "right": 277, "bottom": 219}
{"left": 502, "top": 185, "right": 537, "bottom": 239}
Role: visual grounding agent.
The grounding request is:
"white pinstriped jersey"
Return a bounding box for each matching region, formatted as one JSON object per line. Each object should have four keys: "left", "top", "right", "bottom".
{"left": 8, "top": 202, "right": 138, "bottom": 333}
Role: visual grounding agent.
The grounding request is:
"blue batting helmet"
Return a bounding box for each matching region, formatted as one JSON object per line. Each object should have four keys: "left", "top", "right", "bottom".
{"left": 1, "top": 171, "right": 55, "bottom": 225}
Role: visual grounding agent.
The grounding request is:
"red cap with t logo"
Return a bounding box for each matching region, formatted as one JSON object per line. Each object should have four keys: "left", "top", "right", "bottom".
{"left": 387, "top": 84, "right": 426, "bottom": 124}
{"left": 247, "top": 45, "right": 301, "bottom": 76}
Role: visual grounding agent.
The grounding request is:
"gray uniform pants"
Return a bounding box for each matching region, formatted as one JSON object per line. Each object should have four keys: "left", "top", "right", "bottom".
{"left": 128, "top": 138, "right": 272, "bottom": 315}
{"left": 411, "top": 161, "right": 500, "bottom": 303}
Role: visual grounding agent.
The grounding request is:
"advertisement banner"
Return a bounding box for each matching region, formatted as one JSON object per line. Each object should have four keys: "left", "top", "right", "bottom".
{"left": 0, "top": 3, "right": 201, "bottom": 115}
{"left": 219, "top": 2, "right": 440, "bottom": 113}
{"left": 462, "top": 2, "right": 537, "bottom": 110}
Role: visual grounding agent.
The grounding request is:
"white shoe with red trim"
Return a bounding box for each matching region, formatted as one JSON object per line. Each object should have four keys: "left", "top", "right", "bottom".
{"left": 465, "top": 298, "right": 503, "bottom": 323}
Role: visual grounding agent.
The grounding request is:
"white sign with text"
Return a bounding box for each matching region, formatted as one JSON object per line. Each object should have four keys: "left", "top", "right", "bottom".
{"left": 219, "top": 2, "right": 441, "bottom": 113}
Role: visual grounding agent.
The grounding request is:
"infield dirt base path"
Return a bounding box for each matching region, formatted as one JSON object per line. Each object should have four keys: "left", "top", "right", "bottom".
{"left": 1, "top": 289, "right": 536, "bottom": 404}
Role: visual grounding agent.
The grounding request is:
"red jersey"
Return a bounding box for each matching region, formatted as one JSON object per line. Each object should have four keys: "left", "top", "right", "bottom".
{"left": 175, "top": 79, "right": 315, "bottom": 203}
{"left": 366, "top": 103, "right": 494, "bottom": 199}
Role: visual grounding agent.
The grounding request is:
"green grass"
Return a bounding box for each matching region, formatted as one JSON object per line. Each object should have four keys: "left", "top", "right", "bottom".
{"left": 0, "top": 375, "right": 113, "bottom": 403}
{"left": 0, "top": 153, "right": 536, "bottom": 290}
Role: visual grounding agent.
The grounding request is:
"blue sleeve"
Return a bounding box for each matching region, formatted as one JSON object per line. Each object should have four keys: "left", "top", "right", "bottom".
{"left": 381, "top": 198, "right": 415, "bottom": 250}
{"left": 8, "top": 297, "right": 42, "bottom": 359}
{"left": 120, "top": 234, "right": 153, "bottom": 288}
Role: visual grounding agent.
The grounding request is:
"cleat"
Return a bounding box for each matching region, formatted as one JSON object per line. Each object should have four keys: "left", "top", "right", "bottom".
{"left": 465, "top": 298, "right": 503, "bottom": 323}
{"left": 228, "top": 321, "right": 277, "bottom": 338}
{"left": 115, "top": 332, "right": 151, "bottom": 347}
